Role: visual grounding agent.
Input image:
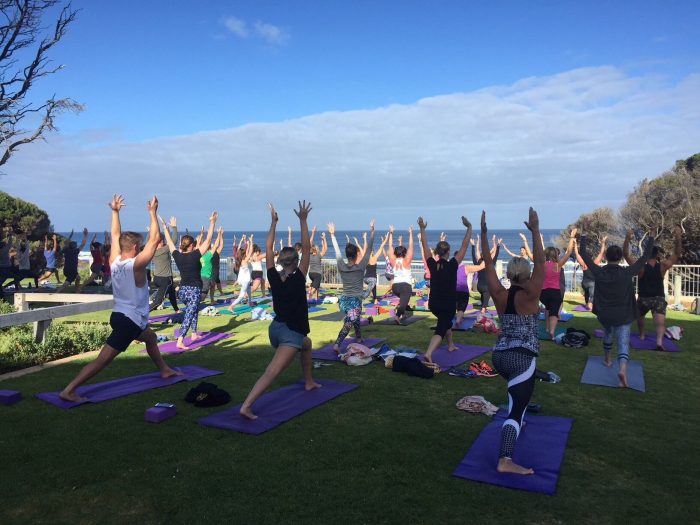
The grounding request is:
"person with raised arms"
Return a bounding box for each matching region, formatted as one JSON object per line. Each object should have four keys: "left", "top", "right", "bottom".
{"left": 574, "top": 236, "right": 606, "bottom": 311}
{"left": 147, "top": 217, "right": 180, "bottom": 312}
{"left": 481, "top": 207, "right": 543, "bottom": 475}
{"left": 418, "top": 215, "right": 472, "bottom": 363}
{"left": 239, "top": 201, "right": 320, "bottom": 419}
{"left": 327, "top": 219, "right": 376, "bottom": 351}
{"left": 200, "top": 227, "right": 223, "bottom": 304}
{"left": 472, "top": 234, "right": 500, "bottom": 314}
{"left": 37, "top": 234, "right": 61, "bottom": 285}
{"left": 227, "top": 236, "right": 254, "bottom": 312}
{"left": 539, "top": 230, "right": 576, "bottom": 339}
{"left": 363, "top": 234, "right": 389, "bottom": 303}
{"left": 59, "top": 195, "right": 181, "bottom": 402}
{"left": 160, "top": 210, "right": 217, "bottom": 350}
{"left": 56, "top": 228, "right": 89, "bottom": 293}
{"left": 307, "top": 230, "right": 328, "bottom": 301}
{"left": 388, "top": 226, "right": 415, "bottom": 324}
{"left": 623, "top": 226, "right": 682, "bottom": 351}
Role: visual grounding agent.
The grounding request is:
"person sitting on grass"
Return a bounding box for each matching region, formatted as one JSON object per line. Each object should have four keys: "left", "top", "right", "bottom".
{"left": 239, "top": 201, "right": 320, "bottom": 420}
{"left": 60, "top": 195, "right": 181, "bottom": 402}
{"left": 579, "top": 226, "right": 653, "bottom": 387}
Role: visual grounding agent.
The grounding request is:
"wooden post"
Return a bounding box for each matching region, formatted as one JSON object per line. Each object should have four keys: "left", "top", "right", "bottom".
{"left": 33, "top": 319, "right": 52, "bottom": 344}
{"left": 14, "top": 293, "right": 27, "bottom": 312}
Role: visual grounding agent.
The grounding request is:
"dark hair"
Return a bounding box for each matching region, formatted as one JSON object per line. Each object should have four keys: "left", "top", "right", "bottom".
{"left": 346, "top": 243, "right": 358, "bottom": 260}
{"left": 652, "top": 246, "right": 664, "bottom": 258}
{"left": 180, "top": 234, "right": 195, "bottom": 251}
{"left": 394, "top": 246, "right": 407, "bottom": 258}
{"left": 294, "top": 242, "right": 302, "bottom": 251}
{"left": 252, "top": 243, "right": 261, "bottom": 254}
{"left": 435, "top": 241, "right": 450, "bottom": 258}
{"left": 606, "top": 245, "right": 623, "bottom": 263}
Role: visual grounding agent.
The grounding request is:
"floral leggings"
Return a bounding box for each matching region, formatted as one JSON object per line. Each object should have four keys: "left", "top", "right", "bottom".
{"left": 178, "top": 285, "right": 201, "bottom": 338}
{"left": 335, "top": 295, "right": 362, "bottom": 346}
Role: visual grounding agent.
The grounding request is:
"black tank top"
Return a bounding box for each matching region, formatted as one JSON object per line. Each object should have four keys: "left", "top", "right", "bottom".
{"left": 638, "top": 262, "right": 664, "bottom": 297}
{"left": 364, "top": 263, "right": 377, "bottom": 278}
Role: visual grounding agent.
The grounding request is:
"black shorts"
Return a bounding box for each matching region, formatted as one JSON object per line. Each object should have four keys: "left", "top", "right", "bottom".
{"left": 90, "top": 263, "right": 103, "bottom": 274}
{"left": 201, "top": 277, "right": 213, "bottom": 291}
{"left": 309, "top": 272, "right": 322, "bottom": 289}
{"left": 251, "top": 270, "right": 264, "bottom": 281}
{"left": 64, "top": 270, "right": 79, "bottom": 283}
{"left": 105, "top": 312, "right": 145, "bottom": 353}
{"left": 540, "top": 288, "right": 563, "bottom": 317}
{"left": 638, "top": 296, "right": 667, "bottom": 316}
{"left": 455, "top": 291, "right": 470, "bottom": 312}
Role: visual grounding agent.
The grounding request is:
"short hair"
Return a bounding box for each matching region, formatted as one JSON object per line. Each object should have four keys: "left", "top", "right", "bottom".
{"left": 293, "top": 242, "right": 302, "bottom": 251}
{"left": 394, "top": 246, "right": 407, "bottom": 258}
{"left": 119, "top": 232, "right": 143, "bottom": 252}
{"left": 507, "top": 257, "right": 532, "bottom": 284}
{"left": 606, "top": 245, "right": 623, "bottom": 263}
{"left": 180, "top": 234, "right": 195, "bottom": 252}
{"left": 278, "top": 247, "right": 299, "bottom": 267}
{"left": 435, "top": 241, "right": 450, "bottom": 258}
{"left": 346, "top": 243, "right": 358, "bottom": 260}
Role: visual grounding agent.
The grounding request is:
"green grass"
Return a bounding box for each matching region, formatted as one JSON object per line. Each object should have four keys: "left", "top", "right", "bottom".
{"left": 1, "top": 290, "right": 699, "bottom": 525}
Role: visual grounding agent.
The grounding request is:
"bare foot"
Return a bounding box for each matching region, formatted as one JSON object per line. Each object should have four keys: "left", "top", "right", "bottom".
{"left": 176, "top": 337, "right": 190, "bottom": 350}
{"left": 59, "top": 390, "right": 88, "bottom": 403}
{"left": 332, "top": 345, "right": 340, "bottom": 354}
{"left": 497, "top": 457, "right": 534, "bottom": 475}
{"left": 239, "top": 406, "right": 258, "bottom": 420}
{"left": 190, "top": 333, "right": 202, "bottom": 342}
{"left": 639, "top": 332, "right": 646, "bottom": 340}
{"left": 448, "top": 345, "right": 458, "bottom": 352}
{"left": 394, "top": 316, "right": 403, "bottom": 325}
{"left": 603, "top": 355, "right": 613, "bottom": 367}
{"left": 424, "top": 353, "right": 433, "bottom": 363}
{"left": 305, "top": 381, "right": 322, "bottom": 391}
{"left": 160, "top": 367, "right": 183, "bottom": 379}
{"left": 618, "top": 371, "right": 629, "bottom": 388}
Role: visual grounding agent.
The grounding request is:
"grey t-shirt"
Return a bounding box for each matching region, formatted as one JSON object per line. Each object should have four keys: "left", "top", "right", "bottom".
{"left": 332, "top": 232, "right": 375, "bottom": 298}
{"left": 152, "top": 246, "right": 173, "bottom": 277}
{"left": 308, "top": 253, "right": 322, "bottom": 274}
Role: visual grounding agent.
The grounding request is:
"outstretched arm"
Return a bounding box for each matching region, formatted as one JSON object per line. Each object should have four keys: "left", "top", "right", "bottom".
{"left": 310, "top": 225, "right": 317, "bottom": 246}
{"left": 52, "top": 234, "right": 58, "bottom": 252}
{"left": 480, "top": 212, "right": 506, "bottom": 301}
{"left": 662, "top": 225, "right": 682, "bottom": 272}
{"left": 78, "top": 228, "right": 89, "bottom": 251}
{"left": 134, "top": 196, "right": 161, "bottom": 272}
{"left": 594, "top": 236, "right": 606, "bottom": 264}
{"left": 328, "top": 223, "right": 343, "bottom": 263}
{"left": 358, "top": 221, "right": 375, "bottom": 268}
{"left": 527, "top": 209, "right": 545, "bottom": 292}
{"left": 320, "top": 232, "right": 328, "bottom": 256}
{"left": 160, "top": 217, "right": 177, "bottom": 253}
{"left": 574, "top": 241, "right": 587, "bottom": 269}
{"left": 108, "top": 195, "right": 125, "bottom": 264}
{"left": 558, "top": 228, "right": 577, "bottom": 268}
{"left": 417, "top": 217, "right": 430, "bottom": 262}
{"left": 405, "top": 226, "right": 415, "bottom": 262}
{"left": 266, "top": 204, "right": 278, "bottom": 270}
{"left": 295, "top": 201, "right": 312, "bottom": 275}
{"left": 501, "top": 241, "right": 518, "bottom": 258}
{"left": 216, "top": 228, "right": 224, "bottom": 254}
{"left": 198, "top": 212, "right": 218, "bottom": 254}
{"left": 454, "top": 216, "right": 472, "bottom": 264}
{"left": 623, "top": 230, "right": 637, "bottom": 266}
{"left": 519, "top": 233, "right": 533, "bottom": 259}
{"left": 287, "top": 226, "right": 292, "bottom": 248}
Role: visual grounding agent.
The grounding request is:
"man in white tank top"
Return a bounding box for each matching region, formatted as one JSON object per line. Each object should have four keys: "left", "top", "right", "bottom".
{"left": 60, "top": 194, "right": 181, "bottom": 403}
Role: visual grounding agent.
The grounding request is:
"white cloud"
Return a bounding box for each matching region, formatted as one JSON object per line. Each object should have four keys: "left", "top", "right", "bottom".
{"left": 253, "top": 21, "right": 289, "bottom": 46}
{"left": 3, "top": 66, "right": 700, "bottom": 230}
{"left": 223, "top": 16, "right": 248, "bottom": 38}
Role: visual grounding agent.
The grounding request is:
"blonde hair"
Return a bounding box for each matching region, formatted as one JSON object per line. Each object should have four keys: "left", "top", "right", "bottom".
{"left": 507, "top": 257, "right": 531, "bottom": 285}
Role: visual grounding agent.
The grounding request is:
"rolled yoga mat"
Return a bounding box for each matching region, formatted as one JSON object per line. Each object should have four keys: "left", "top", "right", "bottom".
{"left": 197, "top": 379, "right": 358, "bottom": 435}
{"left": 312, "top": 337, "right": 385, "bottom": 361}
{"left": 580, "top": 355, "right": 645, "bottom": 392}
{"left": 452, "top": 409, "right": 573, "bottom": 496}
{"left": 143, "top": 332, "right": 232, "bottom": 354}
{"left": 36, "top": 365, "right": 224, "bottom": 409}
{"left": 417, "top": 344, "right": 491, "bottom": 372}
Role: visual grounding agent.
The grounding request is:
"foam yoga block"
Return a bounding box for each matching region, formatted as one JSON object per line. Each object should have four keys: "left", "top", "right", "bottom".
{"left": 0, "top": 390, "right": 22, "bottom": 406}
{"left": 145, "top": 405, "right": 177, "bottom": 423}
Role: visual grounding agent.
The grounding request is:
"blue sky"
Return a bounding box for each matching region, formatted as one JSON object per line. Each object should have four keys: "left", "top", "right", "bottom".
{"left": 3, "top": 0, "right": 700, "bottom": 230}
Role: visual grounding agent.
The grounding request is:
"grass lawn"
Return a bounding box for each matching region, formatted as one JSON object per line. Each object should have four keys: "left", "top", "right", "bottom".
{"left": 1, "top": 288, "right": 698, "bottom": 524}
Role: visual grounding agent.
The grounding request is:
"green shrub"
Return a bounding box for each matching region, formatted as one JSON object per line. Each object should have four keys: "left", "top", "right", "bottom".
{"left": 0, "top": 322, "right": 110, "bottom": 374}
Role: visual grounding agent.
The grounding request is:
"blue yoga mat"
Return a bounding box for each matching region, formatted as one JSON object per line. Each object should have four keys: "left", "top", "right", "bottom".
{"left": 580, "top": 355, "right": 645, "bottom": 392}
{"left": 197, "top": 379, "right": 358, "bottom": 435}
{"left": 453, "top": 410, "right": 573, "bottom": 495}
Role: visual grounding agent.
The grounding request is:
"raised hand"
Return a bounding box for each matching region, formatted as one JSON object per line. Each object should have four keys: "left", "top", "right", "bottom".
{"left": 602, "top": 235, "right": 608, "bottom": 244}
{"left": 327, "top": 222, "right": 336, "bottom": 236}
{"left": 209, "top": 211, "right": 218, "bottom": 223}
{"left": 108, "top": 194, "right": 125, "bottom": 211}
{"left": 287, "top": 225, "right": 292, "bottom": 233}
{"left": 462, "top": 216, "right": 471, "bottom": 229}
{"left": 417, "top": 217, "right": 427, "bottom": 230}
{"left": 268, "top": 203, "right": 278, "bottom": 223}
{"left": 470, "top": 238, "right": 475, "bottom": 246}
{"left": 570, "top": 227, "right": 578, "bottom": 238}
{"left": 294, "top": 200, "right": 312, "bottom": 220}
{"left": 147, "top": 195, "right": 159, "bottom": 214}
{"left": 408, "top": 226, "right": 413, "bottom": 235}
{"left": 82, "top": 227, "right": 88, "bottom": 236}
{"left": 389, "top": 225, "right": 394, "bottom": 234}
{"left": 169, "top": 216, "right": 177, "bottom": 228}
{"left": 674, "top": 225, "right": 682, "bottom": 238}
{"left": 345, "top": 234, "right": 350, "bottom": 244}
{"left": 321, "top": 231, "right": 326, "bottom": 239}
{"left": 440, "top": 231, "right": 446, "bottom": 241}
{"left": 524, "top": 207, "right": 539, "bottom": 231}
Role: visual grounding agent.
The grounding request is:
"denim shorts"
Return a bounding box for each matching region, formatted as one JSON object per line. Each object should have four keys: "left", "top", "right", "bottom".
{"left": 268, "top": 320, "right": 304, "bottom": 350}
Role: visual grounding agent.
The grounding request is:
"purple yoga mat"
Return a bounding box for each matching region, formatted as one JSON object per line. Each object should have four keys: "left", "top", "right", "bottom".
{"left": 453, "top": 410, "right": 573, "bottom": 495}
{"left": 418, "top": 344, "right": 491, "bottom": 372}
{"left": 592, "top": 330, "right": 680, "bottom": 352}
{"left": 36, "top": 365, "right": 224, "bottom": 409}
{"left": 145, "top": 332, "right": 232, "bottom": 354}
{"left": 312, "top": 337, "right": 385, "bottom": 361}
{"left": 197, "top": 379, "right": 358, "bottom": 435}
{"left": 573, "top": 305, "right": 591, "bottom": 312}
{"left": 149, "top": 313, "right": 176, "bottom": 323}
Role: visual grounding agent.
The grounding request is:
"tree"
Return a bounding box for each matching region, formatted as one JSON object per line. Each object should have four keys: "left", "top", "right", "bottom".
{"left": 620, "top": 153, "right": 700, "bottom": 263}
{"left": 0, "top": 0, "right": 82, "bottom": 168}
{"left": 558, "top": 207, "right": 620, "bottom": 257}
{"left": 0, "top": 190, "right": 52, "bottom": 239}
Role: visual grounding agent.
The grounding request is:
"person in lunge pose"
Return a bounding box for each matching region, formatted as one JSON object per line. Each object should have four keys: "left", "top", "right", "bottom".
{"left": 481, "top": 207, "right": 543, "bottom": 475}
{"left": 148, "top": 217, "right": 180, "bottom": 312}
{"left": 418, "top": 215, "right": 472, "bottom": 363}
{"left": 59, "top": 195, "right": 180, "bottom": 402}
{"left": 239, "top": 201, "right": 320, "bottom": 419}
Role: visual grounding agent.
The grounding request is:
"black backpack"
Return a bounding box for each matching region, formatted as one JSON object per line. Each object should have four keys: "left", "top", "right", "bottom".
{"left": 561, "top": 327, "right": 591, "bottom": 348}
{"left": 185, "top": 382, "right": 231, "bottom": 407}
{"left": 391, "top": 356, "right": 435, "bottom": 378}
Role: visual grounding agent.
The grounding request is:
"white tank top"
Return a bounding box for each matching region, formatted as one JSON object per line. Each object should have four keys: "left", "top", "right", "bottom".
{"left": 111, "top": 256, "right": 149, "bottom": 329}
{"left": 237, "top": 263, "right": 252, "bottom": 283}
{"left": 392, "top": 258, "right": 413, "bottom": 284}
{"left": 251, "top": 259, "right": 263, "bottom": 272}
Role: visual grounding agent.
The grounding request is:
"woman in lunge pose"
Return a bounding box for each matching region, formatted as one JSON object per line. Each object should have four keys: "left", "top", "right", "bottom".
{"left": 239, "top": 201, "right": 320, "bottom": 419}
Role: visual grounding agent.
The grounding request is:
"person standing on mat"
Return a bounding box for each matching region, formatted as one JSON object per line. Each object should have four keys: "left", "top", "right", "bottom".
{"left": 328, "top": 219, "right": 375, "bottom": 351}
{"left": 56, "top": 228, "right": 88, "bottom": 292}
{"left": 60, "top": 195, "right": 181, "bottom": 402}
{"left": 539, "top": 231, "right": 576, "bottom": 339}
{"left": 580, "top": 227, "right": 653, "bottom": 387}
{"left": 623, "top": 225, "right": 681, "bottom": 351}
{"left": 307, "top": 232, "right": 328, "bottom": 301}
{"left": 471, "top": 234, "right": 499, "bottom": 315}
{"left": 161, "top": 210, "right": 217, "bottom": 350}
{"left": 418, "top": 215, "right": 472, "bottom": 363}
{"left": 38, "top": 234, "right": 60, "bottom": 285}
{"left": 454, "top": 252, "right": 485, "bottom": 328}
{"left": 574, "top": 236, "right": 606, "bottom": 311}
{"left": 148, "top": 217, "right": 180, "bottom": 312}
{"left": 363, "top": 234, "right": 388, "bottom": 304}
{"left": 388, "top": 227, "right": 415, "bottom": 324}
{"left": 481, "top": 207, "right": 543, "bottom": 475}
{"left": 239, "top": 201, "right": 320, "bottom": 420}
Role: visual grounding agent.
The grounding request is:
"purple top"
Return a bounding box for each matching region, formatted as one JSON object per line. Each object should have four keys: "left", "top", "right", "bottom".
{"left": 456, "top": 264, "right": 470, "bottom": 292}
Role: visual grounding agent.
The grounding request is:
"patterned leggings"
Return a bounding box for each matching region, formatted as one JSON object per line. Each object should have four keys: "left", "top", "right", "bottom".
{"left": 362, "top": 277, "right": 377, "bottom": 301}
{"left": 335, "top": 295, "right": 362, "bottom": 346}
{"left": 178, "top": 285, "right": 201, "bottom": 337}
{"left": 602, "top": 323, "right": 631, "bottom": 363}
{"left": 491, "top": 349, "right": 537, "bottom": 459}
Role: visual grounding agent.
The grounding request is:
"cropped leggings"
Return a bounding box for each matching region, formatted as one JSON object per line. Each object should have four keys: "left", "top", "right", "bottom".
{"left": 178, "top": 285, "right": 201, "bottom": 338}
{"left": 391, "top": 282, "right": 412, "bottom": 317}
{"left": 491, "top": 349, "right": 537, "bottom": 459}
{"left": 602, "top": 323, "right": 631, "bottom": 363}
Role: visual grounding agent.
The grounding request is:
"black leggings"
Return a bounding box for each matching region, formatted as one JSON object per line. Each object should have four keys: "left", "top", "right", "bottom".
{"left": 491, "top": 350, "right": 537, "bottom": 459}
{"left": 150, "top": 276, "right": 179, "bottom": 312}
{"left": 431, "top": 306, "right": 454, "bottom": 338}
{"left": 478, "top": 286, "right": 491, "bottom": 309}
{"left": 391, "top": 282, "right": 412, "bottom": 317}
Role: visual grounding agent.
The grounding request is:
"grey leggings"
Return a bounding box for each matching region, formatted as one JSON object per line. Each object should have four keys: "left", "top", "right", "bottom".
{"left": 391, "top": 282, "right": 412, "bottom": 317}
